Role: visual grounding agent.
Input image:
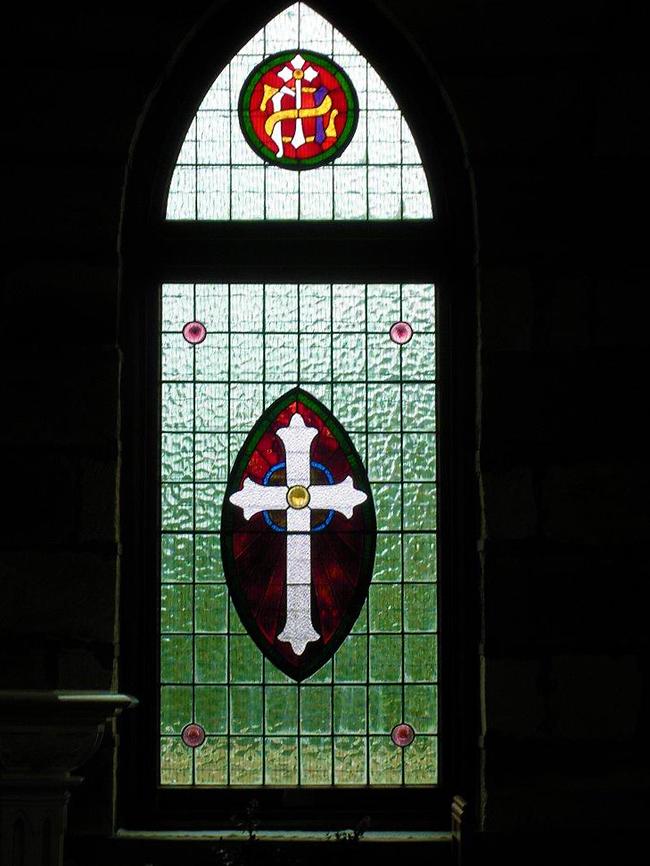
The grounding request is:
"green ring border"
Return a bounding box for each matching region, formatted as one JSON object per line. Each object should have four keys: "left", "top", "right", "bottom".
{"left": 238, "top": 50, "right": 359, "bottom": 171}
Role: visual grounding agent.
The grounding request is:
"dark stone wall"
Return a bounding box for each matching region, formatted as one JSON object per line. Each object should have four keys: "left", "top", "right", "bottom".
{"left": 1, "top": 0, "right": 647, "bottom": 852}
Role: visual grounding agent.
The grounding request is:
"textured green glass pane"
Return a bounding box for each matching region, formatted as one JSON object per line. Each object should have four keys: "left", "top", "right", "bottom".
{"left": 403, "top": 533, "right": 437, "bottom": 582}
{"left": 333, "top": 334, "right": 365, "bottom": 381}
{"left": 162, "top": 335, "right": 193, "bottom": 381}
{"left": 265, "top": 283, "right": 298, "bottom": 331}
{"left": 195, "top": 635, "right": 227, "bottom": 683}
{"left": 402, "top": 284, "right": 435, "bottom": 332}
{"left": 404, "top": 634, "right": 437, "bottom": 683}
{"left": 367, "top": 335, "right": 400, "bottom": 381}
{"left": 403, "top": 433, "right": 436, "bottom": 482}
{"left": 372, "top": 483, "right": 401, "bottom": 531}
{"left": 300, "top": 382, "right": 331, "bottom": 408}
{"left": 230, "top": 736, "right": 263, "bottom": 785}
{"left": 230, "top": 383, "right": 263, "bottom": 431}
{"left": 161, "top": 534, "right": 193, "bottom": 583}
{"left": 195, "top": 433, "right": 228, "bottom": 481}
{"left": 264, "top": 660, "right": 291, "bottom": 684}
{"left": 300, "top": 284, "right": 331, "bottom": 332}
{"left": 350, "top": 432, "right": 366, "bottom": 464}
{"left": 195, "top": 583, "right": 227, "bottom": 632}
{"left": 229, "top": 433, "right": 247, "bottom": 473}
{"left": 351, "top": 602, "right": 367, "bottom": 634}
{"left": 266, "top": 686, "right": 298, "bottom": 734}
{"left": 230, "top": 333, "right": 263, "bottom": 381}
{"left": 161, "top": 636, "right": 192, "bottom": 683}
{"left": 195, "top": 483, "right": 225, "bottom": 531}
{"left": 162, "top": 283, "right": 193, "bottom": 331}
{"left": 161, "top": 433, "right": 193, "bottom": 482}
{"left": 334, "top": 736, "right": 367, "bottom": 785}
{"left": 333, "top": 383, "right": 366, "bottom": 431}
{"left": 161, "top": 483, "right": 193, "bottom": 530}
{"left": 265, "top": 333, "right": 299, "bottom": 382}
{"left": 230, "top": 635, "right": 262, "bottom": 683}
{"left": 230, "top": 687, "right": 262, "bottom": 734}
{"left": 405, "top": 685, "right": 437, "bottom": 733}
{"left": 300, "top": 686, "right": 331, "bottom": 734}
{"left": 230, "top": 283, "right": 263, "bottom": 331}
{"left": 404, "top": 735, "right": 437, "bottom": 784}
{"left": 301, "top": 736, "right": 332, "bottom": 785}
{"left": 266, "top": 737, "right": 298, "bottom": 785}
{"left": 367, "top": 284, "right": 400, "bottom": 330}
{"left": 195, "top": 334, "right": 229, "bottom": 381}
{"left": 369, "top": 584, "right": 402, "bottom": 632}
{"left": 333, "top": 283, "right": 366, "bottom": 331}
{"left": 160, "top": 686, "right": 192, "bottom": 734}
{"left": 369, "top": 736, "right": 402, "bottom": 784}
{"left": 160, "top": 737, "right": 192, "bottom": 785}
{"left": 367, "top": 433, "right": 401, "bottom": 482}
{"left": 334, "top": 635, "right": 367, "bottom": 682}
{"left": 161, "top": 584, "right": 192, "bottom": 633}
{"left": 334, "top": 686, "right": 366, "bottom": 734}
{"left": 162, "top": 383, "right": 193, "bottom": 431}
{"left": 403, "top": 483, "right": 436, "bottom": 530}
{"left": 369, "top": 685, "right": 402, "bottom": 734}
{"left": 229, "top": 601, "right": 246, "bottom": 633}
{"left": 403, "top": 383, "right": 436, "bottom": 431}
{"left": 373, "top": 533, "right": 402, "bottom": 582}
{"left": 195, "top": 383, "right": 228, "bottom": 432}
{"left": 303, "top": 659, "right": 332, "bottom": 684}
{"left": 402, "top": 334, "right": 435, "bottom": 380}
{"left": 195, "top": 534, "right": 223, "bottom": 582}
{"left": 195, "top": 283, "right": 228, "bottom": 331}
{"left": 195, "top": 737, "right": 228, "bottom": 785}
{"left": 367, "top": 383, "right": 401, "bottom": 431}
{"left": 300, "top": 333, "right": 331, "bottom": 382}
{"left": 195, "top": 685, "right": 228, "bottom": 733}
{"left": 404, "top": 584, "right": 437, "bottom": 632}
{"left": 370, "top": 635, "right": 402, "bottom": 682}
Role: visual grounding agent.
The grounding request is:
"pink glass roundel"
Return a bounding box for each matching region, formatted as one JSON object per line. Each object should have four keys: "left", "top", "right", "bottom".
{"left": 181, "top": 723, "right": 206, "bottom": 748}
{"left": 391, "top": 722, "right": 415, "bottom": 747}
{"left": 389, "top": 321, "right": 413, "bottom": 345}
{"left": 182, "top": 320, "right": 207, "bottom": 344}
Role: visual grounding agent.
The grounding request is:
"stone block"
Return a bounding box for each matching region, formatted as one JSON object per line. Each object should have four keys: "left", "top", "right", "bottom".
{"left": 481, "top": 266, "right": 533, "bottom": 351}
{"left": 482, "top": 466, "right": 537, "bottom": 540}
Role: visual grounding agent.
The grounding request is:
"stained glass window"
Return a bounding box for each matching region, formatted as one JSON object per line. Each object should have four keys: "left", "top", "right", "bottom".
{"left": 158, "top": 1, "right": 437, "bottom": 792}
{"left": 160, "top": 282, "right": 437, "bottom": 786}
{"left": 166, "top": 2, "right": 433, "bottom": 220}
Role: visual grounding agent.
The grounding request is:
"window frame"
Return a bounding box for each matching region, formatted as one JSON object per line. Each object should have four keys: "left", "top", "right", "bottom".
{"left": 118, "top": 0, "right": 478, "bottom": 833}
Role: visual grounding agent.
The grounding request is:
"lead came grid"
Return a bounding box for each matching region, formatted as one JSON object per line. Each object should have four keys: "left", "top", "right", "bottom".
{"left": 166, "top": 2, "right": 433, "bottom": 221}
{"left": 160, "top": 282, "right": 437, "bottom": 785}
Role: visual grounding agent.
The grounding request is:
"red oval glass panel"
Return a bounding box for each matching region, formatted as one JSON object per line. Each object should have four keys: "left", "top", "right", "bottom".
{"left": 221, "top": 388, "right": 376, "bottom": 681}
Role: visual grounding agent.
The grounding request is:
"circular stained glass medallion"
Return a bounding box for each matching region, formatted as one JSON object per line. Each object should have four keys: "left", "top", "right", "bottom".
{"left": 181, "top": 723, "right": 206, "bottom": 748}
{"left": 182, "top": 321, "right": 207, "bottom": 344}
{"left": 389, "top": 321, "right": 413, "bottom": 345}
{"left": 391, "top": 722, "right": 415, "bottom": 747}
{"left": 239, "top": 50, "right": 358, "bottom": 170}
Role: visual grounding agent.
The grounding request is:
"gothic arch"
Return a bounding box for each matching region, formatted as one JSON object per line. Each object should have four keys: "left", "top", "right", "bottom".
{"left": 118, "top": 0, "right": 479, "bottom": 832}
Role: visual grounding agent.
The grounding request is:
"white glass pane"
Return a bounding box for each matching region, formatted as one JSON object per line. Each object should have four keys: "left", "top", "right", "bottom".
{"left": 197, "top": 167, "right": 230, "bottom": 219}
{"left": 334, "top": 167, "right": 367, "bottom": 219}
{"left": 231, "top": 166, "right": 265, "bottom": 219}
{"left": 266, "top": 168, "right": 299, "bottom": 219}
{"left": 368, "top": 166, "right": 401, "bottom": 219}
{"left": 298, "top": 167, "right": 333, "bottom": 219}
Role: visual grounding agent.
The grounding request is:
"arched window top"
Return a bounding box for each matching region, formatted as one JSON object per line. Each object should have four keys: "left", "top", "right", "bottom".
{"left": 166, "top": 2, "right": 433, "bottom": 221}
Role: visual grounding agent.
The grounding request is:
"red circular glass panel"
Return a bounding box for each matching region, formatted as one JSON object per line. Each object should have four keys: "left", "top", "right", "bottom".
{"left": 181, "top": 723, "right": 206, "bottom": 748}
{"left": 182, "top": 321, "right": 207, "bottom": 344}
{"left": 389, "top": 321, "right": 413, "bottom": 345}
{"left": 239, "top": 50, "right": 358, "bottom": 170}
{"left": 391, "top": 722, "right": 415, "bottom": 747}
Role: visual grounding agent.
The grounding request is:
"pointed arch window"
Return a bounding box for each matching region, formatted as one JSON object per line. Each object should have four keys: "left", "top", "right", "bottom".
{"left": 120, "top": 0, "right": 476, "bottom": 834}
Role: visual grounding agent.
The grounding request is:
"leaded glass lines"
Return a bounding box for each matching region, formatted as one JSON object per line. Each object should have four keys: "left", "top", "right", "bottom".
{"left": 166, "top": 3, "right": 433, "bottom": 221}
{"left": 160, "top": 282, "right": 437, "bottom": 786}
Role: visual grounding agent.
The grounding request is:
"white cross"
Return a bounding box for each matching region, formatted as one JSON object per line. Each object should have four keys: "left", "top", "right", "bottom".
{"left": 229, "top": 413, "right": 367, "bottom": 655}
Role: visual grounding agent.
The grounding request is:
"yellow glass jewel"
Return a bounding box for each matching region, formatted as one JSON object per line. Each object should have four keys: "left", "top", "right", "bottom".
{"left": 286, "top": 485, "right": 310, "bottom": 509}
